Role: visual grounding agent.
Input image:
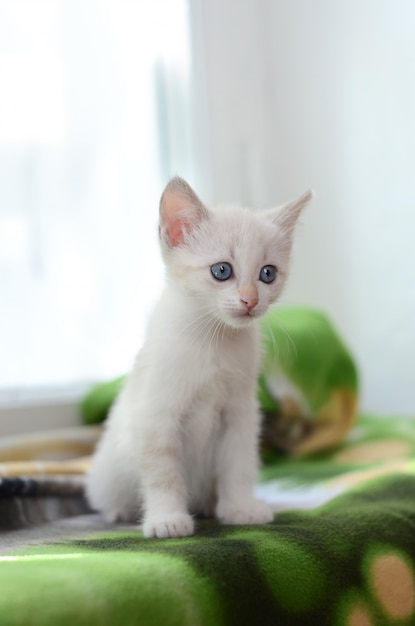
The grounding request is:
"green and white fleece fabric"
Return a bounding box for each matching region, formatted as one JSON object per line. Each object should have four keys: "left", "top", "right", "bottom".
{"left": 1, "top": 414, "right": 415, "bottom": 626}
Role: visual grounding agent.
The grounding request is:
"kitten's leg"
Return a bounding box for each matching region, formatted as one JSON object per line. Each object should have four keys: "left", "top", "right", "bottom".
{"left": 215, "top": 398, "right": 273, "bottom": 526}
{"left": 138, "top": 426, "right": 194, "bottom": 538}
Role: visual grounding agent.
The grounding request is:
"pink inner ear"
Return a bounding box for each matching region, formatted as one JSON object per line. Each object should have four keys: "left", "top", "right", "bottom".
{"left": 169, "top": 218, "right": 186, "bottom": 247}
{"left": 160, "top": 191, "right": 189, "bottom": 247}
{"left": 160, "top": 179, "right": 208, "bottom": 247}
{"left": 161, "top": 192, "right": 198, "bottom": 247}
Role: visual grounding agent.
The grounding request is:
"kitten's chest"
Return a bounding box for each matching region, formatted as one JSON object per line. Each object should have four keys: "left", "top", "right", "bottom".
{"left": 185, "top": 329, "right": 259, "bottom": 424}
{"left": 198, "top": 325, "right": 260, "bottom": 383}
{"left": 181, "top": 373, "right": 230, "bottom": 469}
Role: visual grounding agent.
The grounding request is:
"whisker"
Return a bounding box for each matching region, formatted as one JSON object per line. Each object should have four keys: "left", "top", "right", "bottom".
{"left": 262, "top": 320, "right": 280, "bottom": 366}
{"left": 208, "top": 317, "right": 223, "bottom": 358}
{"left": 177, "top": 309, "right": 216, "bottom": 341}
{"left": 273, "top": 315, "right": 298, "bottom": 360}
{"left": 262, "top": 312, "right": 299, "bottom": 368}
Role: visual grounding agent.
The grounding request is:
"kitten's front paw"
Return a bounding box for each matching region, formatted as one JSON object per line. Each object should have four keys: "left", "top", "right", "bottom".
{"left": 217, "top": 499, "right": 274, "bottom": 526}
{"left": 142, "top": 512, "right": 195, "bottom": 539}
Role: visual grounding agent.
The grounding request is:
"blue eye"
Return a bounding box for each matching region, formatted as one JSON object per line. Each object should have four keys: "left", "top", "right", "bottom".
{"left": 259, "top": 265, "right": 277, "bottom": 284}
{"left": 211, "top": 262, "right": 233, "bottom": 281}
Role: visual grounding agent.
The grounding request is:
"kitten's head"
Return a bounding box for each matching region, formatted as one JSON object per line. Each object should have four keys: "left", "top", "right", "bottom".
{"left": 159, "top": 177, "right": 312, "bottom": 329}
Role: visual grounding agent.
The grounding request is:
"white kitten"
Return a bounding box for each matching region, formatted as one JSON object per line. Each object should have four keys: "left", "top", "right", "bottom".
{"left": 86, "top": 177, "right": 312, "bottom": 538}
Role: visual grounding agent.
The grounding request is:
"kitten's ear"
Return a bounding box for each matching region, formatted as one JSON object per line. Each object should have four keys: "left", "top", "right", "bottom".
{"left": 159, "top": 177, "right": 209, "bottom": 247}
{"left": 268, "top": 189, "right": 314, "bottom": 235}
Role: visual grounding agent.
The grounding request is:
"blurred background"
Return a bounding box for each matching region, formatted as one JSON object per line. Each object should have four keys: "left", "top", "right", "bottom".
{"left": 1, "top": 0, "right": 414, "bottom": 430}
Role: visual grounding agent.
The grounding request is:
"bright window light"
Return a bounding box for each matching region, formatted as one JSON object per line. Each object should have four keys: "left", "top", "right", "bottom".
{"left": 0, "top": 0, "right": 191, "bottom": 394}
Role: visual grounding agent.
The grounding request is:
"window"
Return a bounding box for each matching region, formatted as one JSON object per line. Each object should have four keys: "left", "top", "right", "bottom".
{"left": 0, "top": 0, "right": 191, "bottom": 413}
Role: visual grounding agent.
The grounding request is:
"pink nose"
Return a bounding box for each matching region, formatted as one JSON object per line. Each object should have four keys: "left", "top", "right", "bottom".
{"left": 239, "top": 285, "right": 258, "bottom": 312}
{"left": 241, "top": 297, "right": 258, "bottom": 312}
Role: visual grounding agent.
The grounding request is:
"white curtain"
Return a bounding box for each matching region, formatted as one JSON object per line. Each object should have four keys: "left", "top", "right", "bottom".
{"left": 0, "top": 0, "right": 192, "bottom": 394}
{"left": 190, "top": 0, "right": 415, "bottom": 415}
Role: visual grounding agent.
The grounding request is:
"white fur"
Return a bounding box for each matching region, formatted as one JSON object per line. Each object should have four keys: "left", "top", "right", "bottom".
{"left": 86, "top": 178, "right": 311, "bottom": 538}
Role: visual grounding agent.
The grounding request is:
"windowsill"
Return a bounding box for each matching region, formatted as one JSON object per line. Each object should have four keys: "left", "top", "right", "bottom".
{"left": 0, "top": 384, "right": 92, "bottom": 436}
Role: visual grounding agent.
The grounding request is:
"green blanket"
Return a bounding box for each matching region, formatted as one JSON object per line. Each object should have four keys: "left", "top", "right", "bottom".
{"left": 2, "top": 414, "right": 415, "bottom": 626}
